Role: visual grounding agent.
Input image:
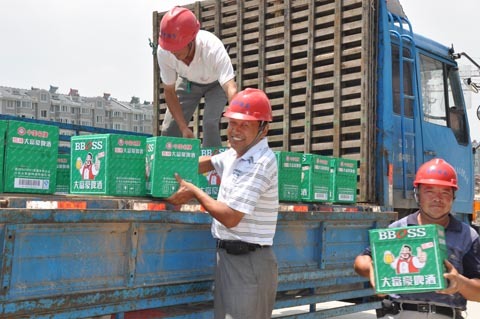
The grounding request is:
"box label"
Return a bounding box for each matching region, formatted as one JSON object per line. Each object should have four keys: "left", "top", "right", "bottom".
{"left": 369, "top": 225, "right": 447, "bottom": 294}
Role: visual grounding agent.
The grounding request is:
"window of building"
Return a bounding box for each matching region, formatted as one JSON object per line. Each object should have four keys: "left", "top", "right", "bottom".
{"left": 40, "top": 93, "right": 47, "bottom": 101}
{"left": 40, "top": 110, "right": 47, "bottom": 118}
{"left": 96, "top": 116, "right": 103, "bottom": 123}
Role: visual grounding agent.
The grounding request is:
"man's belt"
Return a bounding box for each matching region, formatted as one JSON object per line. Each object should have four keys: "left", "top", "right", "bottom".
{"left": 216, "top": 240, "right": 268, "bottom": 255}
{"left": 397, "top": 302, "right": 462, "bottom": 318}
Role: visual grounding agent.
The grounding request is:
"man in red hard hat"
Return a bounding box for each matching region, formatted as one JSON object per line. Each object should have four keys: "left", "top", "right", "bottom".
{"left": 168, "top": 88, "right": 279, "bottom": 319}
{"left": 157, "top": 6, "right": 237, "bottom": 147}
{"left": 354, "top": 158, "right": 480, "bottom": 318}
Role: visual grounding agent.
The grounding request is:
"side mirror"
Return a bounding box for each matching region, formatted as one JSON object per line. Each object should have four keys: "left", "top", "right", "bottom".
{"left": 477, "top": 105, "right": 480, "bottom": 120}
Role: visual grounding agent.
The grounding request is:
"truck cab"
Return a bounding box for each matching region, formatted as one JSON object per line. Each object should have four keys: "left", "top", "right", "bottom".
{"left": 377, "top": 1, "right": 474, "bottom": 221}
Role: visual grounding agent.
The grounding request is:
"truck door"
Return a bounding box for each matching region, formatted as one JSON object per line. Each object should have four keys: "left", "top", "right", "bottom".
{"left": 390, "top": 43, "right": 418, "bottom": 209}
{"left": 416, "top": 52, "right": 474, "bottom": 215}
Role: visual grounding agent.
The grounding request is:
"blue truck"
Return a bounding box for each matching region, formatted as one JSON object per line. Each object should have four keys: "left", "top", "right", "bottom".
{"left": 0, "top": 0, "right": 478, "bottom": 318}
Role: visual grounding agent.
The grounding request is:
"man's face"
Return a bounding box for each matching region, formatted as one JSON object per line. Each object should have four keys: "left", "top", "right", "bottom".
{"left": 227, "top": 118, "right": 262, "bottom": 156}
{"left": 170, "top": 42, "right": 192, "bottom": 61}
{"left": 418, "top": 184, "right": 454, "bottom": 221}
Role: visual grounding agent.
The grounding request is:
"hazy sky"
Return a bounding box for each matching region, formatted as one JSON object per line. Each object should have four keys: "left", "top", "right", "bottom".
{"left": 1, "top": 0, "right": 479, "bottom": 138}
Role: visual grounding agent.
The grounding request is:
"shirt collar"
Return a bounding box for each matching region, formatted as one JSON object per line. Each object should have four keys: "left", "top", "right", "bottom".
{"left": 407, "top": 210, "right": 463, "bottom": 232}
{"left": 237, "top": 138, "right": 269, "bottom": 163}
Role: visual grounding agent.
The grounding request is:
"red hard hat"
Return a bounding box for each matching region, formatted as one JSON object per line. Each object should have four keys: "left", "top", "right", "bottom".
{"left": 159, "top": 7, "right": 200, "bottom": 52}
{"left": 413, "top": 158, "right": 458, "bottom": 190}
{"left": 224, "top": 88, "right": 273, "bottom": 121}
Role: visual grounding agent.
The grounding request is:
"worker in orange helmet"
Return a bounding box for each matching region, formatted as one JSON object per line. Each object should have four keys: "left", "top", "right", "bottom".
{"left": 157, "top": 6, "right": 237, "bottom": 147}
{"left": 354, "top": 158, "right": 480, "bottom": 318}
{"left": 168, "top": 88, "right": 279, "bottom": 319}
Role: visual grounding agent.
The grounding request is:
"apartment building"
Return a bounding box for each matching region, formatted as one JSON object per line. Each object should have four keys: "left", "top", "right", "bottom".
{"left": 0, "top": 85, "right": 153, "bottom": 134}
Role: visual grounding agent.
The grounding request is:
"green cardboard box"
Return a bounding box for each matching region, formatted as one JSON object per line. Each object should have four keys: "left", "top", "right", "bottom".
{"left": 369, "top": 224, "right": 447, "bottom": 294}
{"left": 146, "top": 136, "right": 200, "bottom": 198}
{"left": 198, "top": 147, "right": 228, "bottom": 199}
{"left": 55, "top": 153, "right": 70, "bottom": 194}
{"left": 332, "top": 157, "right": 358, "bottom": 203}
{"left": 300, "top": 154, "right": 335, "bottom": 202}
{"left": 275, "top": 151, "right": 303, "bottom": 202}
{"left": 3, "top": 120, "right": 59, "bottom": 194}
{"left": 70, "top": 134, "right": 146, "bottom": 196}
{"left": 0, "top": 120, "right": 7, "bottom": 193}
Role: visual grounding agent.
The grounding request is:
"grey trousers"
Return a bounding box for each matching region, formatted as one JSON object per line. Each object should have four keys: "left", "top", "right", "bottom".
{"left": 214, "top": 247, "right": 278, "bottom": 319}
{"left": 161, "top": 77, "right": 227, "bottom": 147}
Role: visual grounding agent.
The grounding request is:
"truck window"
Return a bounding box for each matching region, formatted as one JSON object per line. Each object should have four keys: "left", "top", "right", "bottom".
{"left": 419, "top": 54, "right": 447, "bottom": 126}
{"left": 392, "top": 45, "right": 414, "bottom": 118}
{"left": 419, "top": 54, "right": 468, "bottom": 144}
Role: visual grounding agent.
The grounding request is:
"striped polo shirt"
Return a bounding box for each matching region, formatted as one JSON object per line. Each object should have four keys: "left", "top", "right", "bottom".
{"left": 210, "top": 138, "right": 279, "bottom": 246}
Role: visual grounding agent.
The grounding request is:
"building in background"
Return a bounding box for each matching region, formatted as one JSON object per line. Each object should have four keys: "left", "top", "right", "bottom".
{"left": 0, "top": 85, "right": 153, "bottom": 135}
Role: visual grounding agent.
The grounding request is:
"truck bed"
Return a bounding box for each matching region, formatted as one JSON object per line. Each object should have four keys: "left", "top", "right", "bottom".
{"left": 0, "top": 194, "right": 395, "bottom": 318}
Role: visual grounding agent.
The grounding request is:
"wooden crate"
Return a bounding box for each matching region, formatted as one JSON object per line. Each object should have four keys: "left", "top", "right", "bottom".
{"left": 153, "top": 0, "right": 377, "bottom": 203}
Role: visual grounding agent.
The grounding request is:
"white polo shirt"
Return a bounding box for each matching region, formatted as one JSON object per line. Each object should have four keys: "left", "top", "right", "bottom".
{"left": 210, "top": 138, "right": 279, "bottom": 246}
{"left": 157, "top": 30, "right": 235, "bottom": 86}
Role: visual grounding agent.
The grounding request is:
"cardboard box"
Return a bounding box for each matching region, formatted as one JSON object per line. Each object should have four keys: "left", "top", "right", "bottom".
{"left": 0, "top": 120, "right": 7, "bottom": 193}
{"left": 55, "top": 153, "right": 70, "bottom": 194}
{"left": 369, "top": 224, "right": 447, "bottom": 294}
{"left": 146, "top": 136, "right": 200, "bottom": 198}
{"left": 70, "top": 134, "right": 146, "bottom": 196}
{"left": 3, "top": 120, "right": 59, "bottom": 194}
{"left": 275, "top": 151, "right": 303, "bottom": 202}
{"left": 300, "top": 154, "right": 334, "bottom": 202}
{"left": 332, "top": 157, "right": 358, "bottom": 203}
{"left": 198, "top": 147, "right": 228, "bottom": 199}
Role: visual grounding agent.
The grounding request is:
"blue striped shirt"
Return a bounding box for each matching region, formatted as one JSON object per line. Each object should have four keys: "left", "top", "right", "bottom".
{"left": 210, "top": 138, "right": 278, "bottom": 246}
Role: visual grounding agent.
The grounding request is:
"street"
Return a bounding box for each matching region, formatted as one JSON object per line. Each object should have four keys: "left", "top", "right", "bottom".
{"left": 272, "top": 300, "right": 480, "bottom": 318}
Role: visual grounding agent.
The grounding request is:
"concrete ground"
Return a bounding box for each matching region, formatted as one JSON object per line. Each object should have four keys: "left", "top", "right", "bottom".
{"left": 273, "top": 300, "right": 480, "bottom": 318}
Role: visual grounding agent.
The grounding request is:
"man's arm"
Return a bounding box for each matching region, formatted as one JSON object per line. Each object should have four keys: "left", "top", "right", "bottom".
{"left": 163, "top": 84, "right": 194, "bottom": 138}
{"left": 222, "top": 79, "right": 237, "bottom": 102}
{"left": 354, "top": 254, "right": 373, "bottom": 278}
{"left": 199, "top": 156, "right": 214, "bottom": 174}
{"left": 167, "top": 173, "right": 244, "bottom": 228}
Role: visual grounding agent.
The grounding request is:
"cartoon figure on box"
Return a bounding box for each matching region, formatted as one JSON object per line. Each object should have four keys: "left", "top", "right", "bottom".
{"left": 384, "top": 244, "right": 427, "bottom": 274}
{"left": 76, "top": 152, "right": 101, "bottom": 180}
{"left": 205, "top": 170, "right": 221, "bottom": 185}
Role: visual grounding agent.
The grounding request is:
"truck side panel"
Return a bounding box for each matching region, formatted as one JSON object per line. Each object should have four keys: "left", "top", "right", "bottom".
{"left": 0, "top": 202, "right": 395, "bottom": 318}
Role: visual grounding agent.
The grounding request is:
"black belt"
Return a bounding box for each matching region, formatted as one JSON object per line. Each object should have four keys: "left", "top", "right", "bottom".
{"left": 395, "top": 302, "right": 462, "bottom": 318}
{"left": 216, "top": 240, "right": 269, "bottom": 255}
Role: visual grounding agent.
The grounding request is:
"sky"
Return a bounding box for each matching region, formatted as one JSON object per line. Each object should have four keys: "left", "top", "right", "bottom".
{"left": 0, "top": 0, "right": 479, "bottom": 139}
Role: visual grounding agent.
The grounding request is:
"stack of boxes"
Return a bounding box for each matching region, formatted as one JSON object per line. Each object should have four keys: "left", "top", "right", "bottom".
{"left": 0, "top": 121, "right": 7, "bottom": 193}
{"left": 70, "top": 134, "right": 147, "bottom": 196}
{"left": 300, "top": 154, "right": 334, "bottom": 202}
{"left": 198, "top": 147, "right": 228, "bottom": 199}
{"left": 275, "top": 151, "right": 303, "bottom": 202}
{"left": 0, "top": 120, "right": 359, "bottom": 204}
{"left": 1, "top": 120, "right": 59, "bottom": 194}
{"left": 146, "top": 136, "right": 200, "bottom": 198}
{"left": 275, "top": 151, "right": 358, "bottom": 204}
{"left": 55, "top": 154, "right": 70, "bottom": 194}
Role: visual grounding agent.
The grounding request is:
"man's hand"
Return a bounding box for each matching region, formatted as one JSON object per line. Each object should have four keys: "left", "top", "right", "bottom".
{"left": 437, "top": 260, "right": 461, "bottom": 295}
{"left": 181, "top": 127, "right": 195, "bottom": 139}
{"left": 166, "top": 173, "right": 195, "bottom": 205}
